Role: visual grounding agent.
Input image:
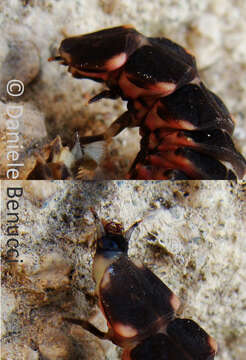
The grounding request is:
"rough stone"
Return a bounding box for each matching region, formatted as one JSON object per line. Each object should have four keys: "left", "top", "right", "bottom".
{"left": 0, "top": 101, "right": 47, "bottom": 179}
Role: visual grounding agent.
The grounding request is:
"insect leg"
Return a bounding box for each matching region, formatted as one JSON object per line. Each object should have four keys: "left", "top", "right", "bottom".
{"left": 63, "top": 317, "right": 109, "bottom": 340}
{"left": 89, "top": 90, "right": 119, "bottom": 104}
{"left": 103, "top": 110, "right": 135, "bottom": 138}
{"left": 79, "top": 110, "right": 134, "bottom": 146}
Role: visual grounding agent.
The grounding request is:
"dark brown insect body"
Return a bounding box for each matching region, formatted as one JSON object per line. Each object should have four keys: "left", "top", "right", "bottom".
{"left": 50, "top": 25, "right": 246, "bottom": 179}
{"left": 65, "top": 214, "right": 217, "bottom": 359}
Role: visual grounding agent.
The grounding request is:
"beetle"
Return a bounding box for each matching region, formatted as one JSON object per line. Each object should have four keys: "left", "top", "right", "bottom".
{"left": 64, "top": 211, "right": 218, "bottom": 359}
{"left": 50, "top": 25, "right": 246, "bottom": 180}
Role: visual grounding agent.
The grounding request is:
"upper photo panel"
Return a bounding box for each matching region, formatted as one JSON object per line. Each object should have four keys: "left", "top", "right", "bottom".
{"left": 1, "top": 1, "right": 246, "bottom": 180}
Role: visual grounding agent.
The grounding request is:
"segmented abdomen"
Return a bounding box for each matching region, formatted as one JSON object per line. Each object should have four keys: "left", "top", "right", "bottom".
{"left": 127, "top": 83, "right": 246, "bottom": 179}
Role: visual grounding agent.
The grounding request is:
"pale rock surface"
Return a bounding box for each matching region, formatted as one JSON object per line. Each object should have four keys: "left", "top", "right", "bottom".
{"left": 0, "top": 101, "right": 47, "bottom": 179}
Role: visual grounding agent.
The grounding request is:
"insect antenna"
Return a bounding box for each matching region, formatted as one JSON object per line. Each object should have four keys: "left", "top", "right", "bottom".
{"left": 90, "top": 208, "right": 106, "bottom": 239}
{"left": 125, "top": 219, "right": 142, "bottom": 242}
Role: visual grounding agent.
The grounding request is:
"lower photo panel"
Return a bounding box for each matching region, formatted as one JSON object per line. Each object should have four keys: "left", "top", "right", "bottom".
{"left": 1, "top": 180, "right": 245, "bottom": 360}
